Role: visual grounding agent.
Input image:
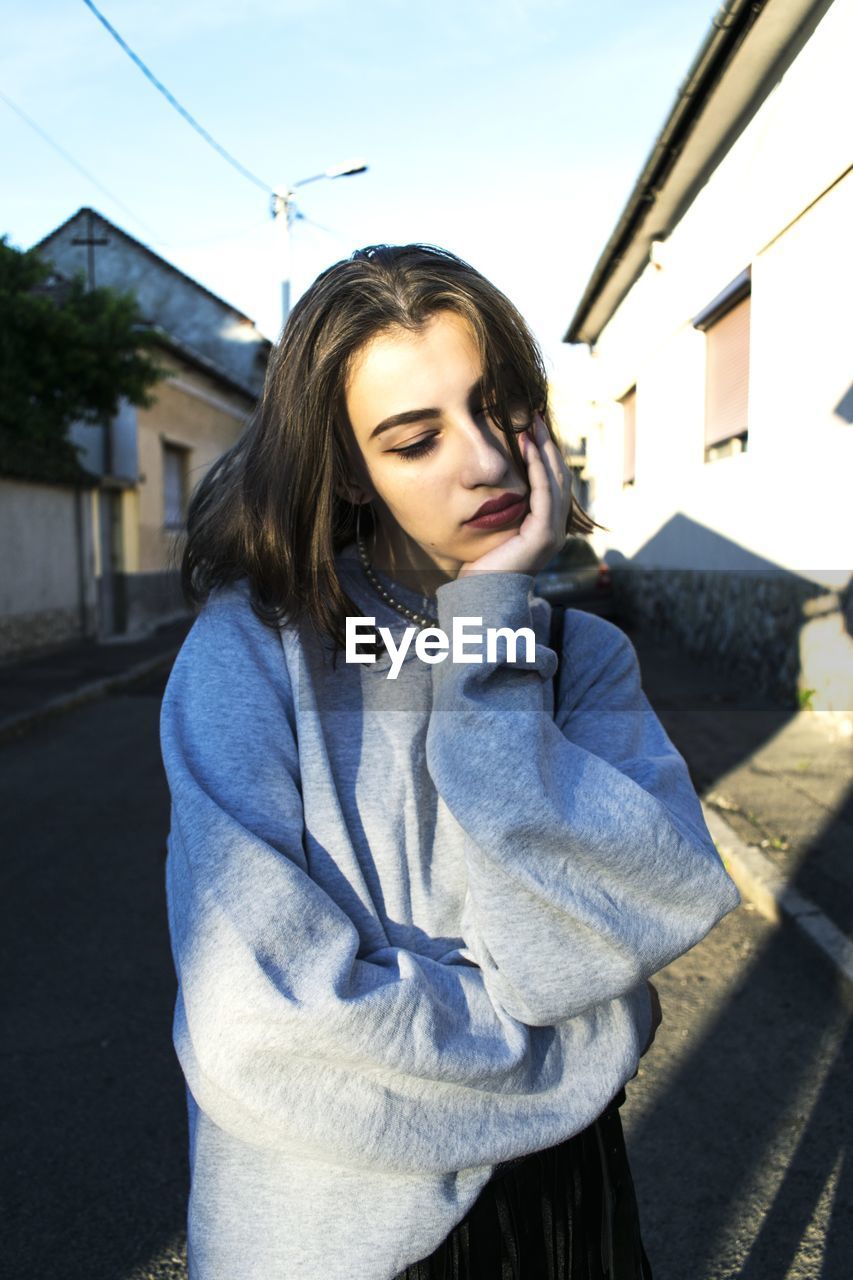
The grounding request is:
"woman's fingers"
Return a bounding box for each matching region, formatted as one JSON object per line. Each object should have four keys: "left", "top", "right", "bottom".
{"left": 522, "top": 421, "right": 549, "bottom": 513}
{"left": 519, "top": 429, "right": 556, "bottom": 560}
{"left": 522, "top": 415, "right": 571, "bottom": 552}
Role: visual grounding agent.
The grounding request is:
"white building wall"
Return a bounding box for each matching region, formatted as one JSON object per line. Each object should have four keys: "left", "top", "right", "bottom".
{"left": 0, "top": 478, "right": 98, "bottom": 657}
{"left": 584, "top": 0, "right": 852, "bottom": 590}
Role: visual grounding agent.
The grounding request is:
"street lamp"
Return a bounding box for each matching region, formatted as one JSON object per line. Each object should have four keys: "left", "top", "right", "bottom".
{"left": 271, "top": 158, "right": 368, "bottom": 328}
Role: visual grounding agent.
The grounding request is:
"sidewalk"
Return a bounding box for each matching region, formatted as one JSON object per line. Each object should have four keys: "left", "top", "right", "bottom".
{"left": 0, "top": 614, "right": 193, "bottom": 743}
{"left": 1, "top": 611, "right": 850, "bottom": 984}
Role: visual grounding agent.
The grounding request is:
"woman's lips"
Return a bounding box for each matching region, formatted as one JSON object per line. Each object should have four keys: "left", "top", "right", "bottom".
{"left": 464, "top": 495, "right": 527, "bottom": 530}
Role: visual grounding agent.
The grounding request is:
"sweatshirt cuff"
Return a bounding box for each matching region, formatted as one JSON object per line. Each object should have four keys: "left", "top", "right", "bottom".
{"left": 434, "top": 571, "right": 536, "bottom": 634}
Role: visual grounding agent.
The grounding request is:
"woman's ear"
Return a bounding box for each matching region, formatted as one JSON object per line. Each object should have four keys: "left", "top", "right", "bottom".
{"left": 334, "top": 434, "right": 374, "bottom": 506}
{"left": 335, "top": 454, "right": 375, "bottom": 506}
{"left": 335, "top": 480, "right": 372, "bottom": 505}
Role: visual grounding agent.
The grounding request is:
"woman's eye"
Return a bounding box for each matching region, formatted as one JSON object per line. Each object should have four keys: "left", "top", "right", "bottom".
{"left": 393, "top": 435, "right": 438, "bottom": 461}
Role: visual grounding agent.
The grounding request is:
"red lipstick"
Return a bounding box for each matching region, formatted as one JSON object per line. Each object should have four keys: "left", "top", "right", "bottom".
{"left": 465, "top": 491, "right": 527, "bottom": 530}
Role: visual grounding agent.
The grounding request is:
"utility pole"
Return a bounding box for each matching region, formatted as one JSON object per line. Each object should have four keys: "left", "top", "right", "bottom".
{"left": 270, "top": 190, "right": 296, "bottom": 326}
{"left": 71, "top": 209, "right": 117, "bottom": 638}
{"left": 71, "top": 208, "right": 109, "bottom": 291}
{"left": 71, "top": 209, "right": 112, "bottom": 472}
{"left": 271, "top": 159, "right": 367, "bottom": 331}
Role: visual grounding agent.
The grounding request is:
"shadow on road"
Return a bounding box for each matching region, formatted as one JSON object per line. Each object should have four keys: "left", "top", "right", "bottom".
{"left": 627, "top": 903, "right": 852, "bottom": 1278}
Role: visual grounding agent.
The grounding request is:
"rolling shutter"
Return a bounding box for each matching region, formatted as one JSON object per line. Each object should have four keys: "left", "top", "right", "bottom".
{"left": 621, "top": 386, "right": 636, "bottom": 485}
{"left": 704, "top": 293, "right": 750, "bottom": 447}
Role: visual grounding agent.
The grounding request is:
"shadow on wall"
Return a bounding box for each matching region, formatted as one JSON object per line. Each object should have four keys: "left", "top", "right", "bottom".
{"left": 603, "top": 513, "right": 852, "bottom": 712}
{"left": 832, "top": 382, "right": 853, "bottom": 424}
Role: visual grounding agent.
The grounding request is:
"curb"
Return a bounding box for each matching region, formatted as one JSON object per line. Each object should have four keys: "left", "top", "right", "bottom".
{"left": 701, "top": 799, "right": 853, "bottom": 987}
{"left": 0, "top": 648, "right": 181, "bottom": 747}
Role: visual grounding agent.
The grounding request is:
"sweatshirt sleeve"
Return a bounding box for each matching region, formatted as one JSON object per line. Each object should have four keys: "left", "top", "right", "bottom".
{"left": 425, "top": 571, "right": 741, "bottom": 1028}
{"left": 159, "top": 586, "right": 652, "bottom": 1176}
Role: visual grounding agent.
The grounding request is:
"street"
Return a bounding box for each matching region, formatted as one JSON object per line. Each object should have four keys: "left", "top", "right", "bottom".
{"left": 623, "top": 899, "right": 852, "bottom": 1278}
{"left": 1, "top": 665, "right": 850, "bottom": 1279}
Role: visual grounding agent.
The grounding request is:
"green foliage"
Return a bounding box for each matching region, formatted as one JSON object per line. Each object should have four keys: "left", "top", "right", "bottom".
{"left": 796, "top": 686, "right": 817, "bottom": 711}
{"left": 0, "top": 235, "right": 166, "bottom": 484}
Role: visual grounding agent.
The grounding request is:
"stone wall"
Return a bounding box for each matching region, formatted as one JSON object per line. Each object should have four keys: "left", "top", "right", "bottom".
{"left": 610, "top": 566, "right": 853, "bottom": 710}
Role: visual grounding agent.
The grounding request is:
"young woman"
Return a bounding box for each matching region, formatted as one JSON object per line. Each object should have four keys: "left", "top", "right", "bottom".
{"left": 160, "top": 244, "right": 740, "bottom": 1280}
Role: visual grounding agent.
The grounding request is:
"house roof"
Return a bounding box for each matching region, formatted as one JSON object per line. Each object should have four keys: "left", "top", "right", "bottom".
{"left": 35, "top": 207, "right": 272, "bottom": 400}
{"left": 563, "top": 0, "right": 835, "bottom": 347}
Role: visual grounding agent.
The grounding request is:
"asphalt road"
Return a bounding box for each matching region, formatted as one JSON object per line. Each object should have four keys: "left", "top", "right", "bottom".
{"left": 1, "top": 667, "right": 850, "bottom": 1279}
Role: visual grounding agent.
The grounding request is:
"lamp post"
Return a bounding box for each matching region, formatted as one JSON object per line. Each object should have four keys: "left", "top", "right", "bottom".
{"left": 271, "top": 158, "right": 368, "bottom": 328}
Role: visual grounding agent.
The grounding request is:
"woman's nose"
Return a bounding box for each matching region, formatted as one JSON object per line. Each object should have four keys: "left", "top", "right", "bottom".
{"left": 454, "top": 412, "right": 515, "bottom": 486}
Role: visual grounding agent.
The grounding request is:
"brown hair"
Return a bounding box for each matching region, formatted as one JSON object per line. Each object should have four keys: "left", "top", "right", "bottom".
{"left": 179, "top": 243, "right": 607, "bottom": 654}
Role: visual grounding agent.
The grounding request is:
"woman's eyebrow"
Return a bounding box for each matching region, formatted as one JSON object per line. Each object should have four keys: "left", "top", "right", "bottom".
{"left": 369, "top": 407, "right": 440, "bottom": 440}
{"left": 369, "top": 377, "right": 486, "bottom": 441}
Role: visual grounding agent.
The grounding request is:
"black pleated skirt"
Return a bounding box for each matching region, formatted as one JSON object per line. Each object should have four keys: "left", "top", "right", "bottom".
{"left": 392, "top": 1092, "right": 653, "bottom": 1280}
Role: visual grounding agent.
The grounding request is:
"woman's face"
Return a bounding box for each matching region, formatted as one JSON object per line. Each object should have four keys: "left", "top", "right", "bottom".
{"left": 343, "top": 310, "right": 533, "bottom": 590}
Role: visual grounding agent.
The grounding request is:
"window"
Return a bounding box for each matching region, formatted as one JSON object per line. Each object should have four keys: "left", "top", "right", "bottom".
{"left": 163, "top": 442, "right": 188, "bottom": 528}
{"left": 694, "top": 269, "right": 750, "bottom": 462}
{"left": 620, "top": 386, "right": 636, "bottom": 486}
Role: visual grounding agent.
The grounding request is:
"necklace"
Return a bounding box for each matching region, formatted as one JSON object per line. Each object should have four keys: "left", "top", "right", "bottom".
{"left": 356, "top": 532, "right": 439, "bottom": 630}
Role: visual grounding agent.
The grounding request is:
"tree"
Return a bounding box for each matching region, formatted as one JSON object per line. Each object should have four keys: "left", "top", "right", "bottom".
{"left": 0, "top": 235, "right": 166, "bottom": 484}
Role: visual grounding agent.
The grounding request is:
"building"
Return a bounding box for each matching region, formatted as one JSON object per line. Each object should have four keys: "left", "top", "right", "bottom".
{"left": 0, "top": 208, "right": 271, "bottom": 657}
{"left": 562, "top": 0, "right": 852, "bottom": 709}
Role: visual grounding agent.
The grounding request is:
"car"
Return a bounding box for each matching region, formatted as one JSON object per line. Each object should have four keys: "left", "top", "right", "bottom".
{"left": 533, "top": 536, "right": 618, "bottom": 619}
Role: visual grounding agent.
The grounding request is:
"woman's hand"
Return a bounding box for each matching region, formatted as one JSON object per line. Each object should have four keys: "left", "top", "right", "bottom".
{"left": 457, "top": 413, "right": 573, "bottom": 579}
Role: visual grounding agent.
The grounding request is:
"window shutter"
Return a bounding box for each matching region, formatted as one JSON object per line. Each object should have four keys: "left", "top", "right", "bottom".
{"left": 621, "top": 387, "right": 636, "bottom": 484}
{"left": 704, "top": 294, "right": 750, "bottom": 447}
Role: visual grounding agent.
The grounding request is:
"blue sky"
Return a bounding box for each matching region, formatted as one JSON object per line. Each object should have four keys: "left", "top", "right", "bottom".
{"left": 2, "top": 0, "right": 718, "bottom": 378}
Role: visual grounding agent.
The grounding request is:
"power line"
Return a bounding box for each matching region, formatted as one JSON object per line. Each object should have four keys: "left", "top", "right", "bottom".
{"left": 1, "top": 88, "right": 279, "bottom": 253}
{"left": 80, "top": 0, "right": 273, "bottom": 195}
{"left": 0, "top": 87, "right": 163, "bottom": 240}
{"left": 158, "top": 221, "right": 270, "bottom": 250}
{"left": 299, "top": 213, "right": 350, "bottom": 250}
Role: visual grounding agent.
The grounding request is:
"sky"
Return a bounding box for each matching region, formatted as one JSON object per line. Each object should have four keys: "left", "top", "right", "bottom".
{"left": 1, "top": 0, "right": 720, "bottom": 388}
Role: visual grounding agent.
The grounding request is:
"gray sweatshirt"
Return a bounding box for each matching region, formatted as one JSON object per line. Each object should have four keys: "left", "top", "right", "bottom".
{"left": 160, "top": 541, "right": 740, "bottom": 1280}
